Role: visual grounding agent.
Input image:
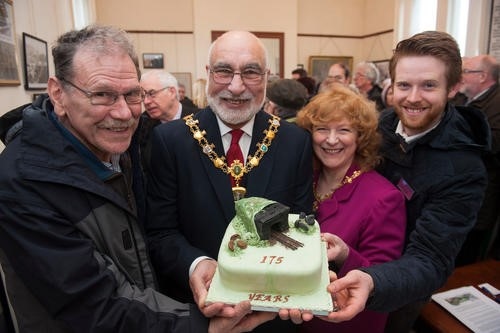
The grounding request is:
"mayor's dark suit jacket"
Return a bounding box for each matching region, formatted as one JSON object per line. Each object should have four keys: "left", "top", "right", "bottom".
{"left": 146, "top": 107, "right": 313, "bottom": 303}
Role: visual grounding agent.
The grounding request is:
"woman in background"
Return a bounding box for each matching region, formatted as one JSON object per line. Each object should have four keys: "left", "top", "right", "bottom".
{"left": 296, "top": 84, "right": 406, "bottom": 333}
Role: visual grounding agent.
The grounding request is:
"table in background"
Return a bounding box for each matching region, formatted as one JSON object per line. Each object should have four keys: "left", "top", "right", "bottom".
{"left": 417, "top": 259, "right": 500, "bottom": 333}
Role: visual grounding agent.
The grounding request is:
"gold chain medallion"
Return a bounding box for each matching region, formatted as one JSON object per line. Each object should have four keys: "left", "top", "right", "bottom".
{"left": 184, "top": 114, "right": 280, "bottom": 200}
{"left": 313, "top": 170, "right": 362, "bottom": 211}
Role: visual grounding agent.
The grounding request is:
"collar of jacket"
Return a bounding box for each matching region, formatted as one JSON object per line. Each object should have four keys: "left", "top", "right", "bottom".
{"left": 17, "top": 99, "right": 136, "bottom": 215}
{"left": 48, "top": 109, "right": 117, "bottom": 181}
{"left": 379, "top": 103, "right": 491, "bottom": 154}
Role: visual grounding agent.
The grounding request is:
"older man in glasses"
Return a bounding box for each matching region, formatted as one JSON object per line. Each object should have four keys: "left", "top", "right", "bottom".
{"left": 146, "top": 30, "right": 313, "bottom": 332}
{"left": 0, "top": 25, "right": 275, "bottom": 333}
{"left": 135, "top": 70, "right": 198, "bottom": 179}
{"left": 455, "top": 54, "right": 500, "bottom": 265}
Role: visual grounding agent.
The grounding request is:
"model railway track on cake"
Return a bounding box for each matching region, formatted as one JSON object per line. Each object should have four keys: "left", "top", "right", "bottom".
{"left": 270, "top": 230, "right": 304, "bottom": 250}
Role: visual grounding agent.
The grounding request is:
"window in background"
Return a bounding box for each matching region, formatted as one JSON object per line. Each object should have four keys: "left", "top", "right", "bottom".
{"left": 396, "top": 0, "right": 437, "bottom": 41}
{"left": 396, "top": 0, "right": 474, "bottom": 56}
{"left": 72, "top": 0, "right": 95, "bottom": 29}
{"left": 409, "top": 0, "right": 438, "bottom": 35}
{"left": 447, "top": 0, "right": 470, "bottom": 56}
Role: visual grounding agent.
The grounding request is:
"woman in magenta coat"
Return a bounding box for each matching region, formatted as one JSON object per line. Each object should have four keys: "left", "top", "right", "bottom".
{"left": 296, "top": 84, "right": 406, "bottom": 333}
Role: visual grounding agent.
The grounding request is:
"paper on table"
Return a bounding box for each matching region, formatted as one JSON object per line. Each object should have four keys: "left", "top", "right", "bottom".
{"left": 431, "top": 286, "right": 500, "bottom": 333}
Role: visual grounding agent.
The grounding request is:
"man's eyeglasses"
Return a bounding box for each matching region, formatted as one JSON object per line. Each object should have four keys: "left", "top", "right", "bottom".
{"left": 60, "top": 78, "right": 144, "bottom": 106}
{"left": 143, "top": 86, "right": 170, "bottom": 99}
{"left": 328, "top": 75, "right": 346, "bottom": 81}
{"left": 209, "top": 68, "right": 267, "bottom": 85}
{"left": 462, "top": 69, "right": 484, "bottom": 75}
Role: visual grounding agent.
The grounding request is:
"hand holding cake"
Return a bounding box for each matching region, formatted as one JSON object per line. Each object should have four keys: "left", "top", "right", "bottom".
{"left": 190, "top": 258, "right": 220, "bottom": 316}
{"left": 322, "top": 232, "right": 349, "bottom": 267}
{"left": 324, "top": 269, "right": 374, "bottom": 322}
{"left": 208, "top": 301, "right": 277, "bottom": 333}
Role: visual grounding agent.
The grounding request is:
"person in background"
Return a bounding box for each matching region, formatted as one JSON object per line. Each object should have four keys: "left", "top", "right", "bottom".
{"left": 323, "top": 62, "right": 351, "bottom": 87}
{"left": 179, "top": 82, "right": 197, "bottom": 108}
{"left": 455, "top": 54, "right": 500, "bottom": 265}
{"left": 380, "top": 78, "right": 394, "bottom": 109}
{"left": 0, "top": 24, "right": 273, "bottom": 333}
{"left": 296, "top": 84, "right": 406, "bottom": 333}
{"left": 319, "top": 62, "right": 360, "bottom": 94}
{"left": 145, "top": 30, "right": 313, "bottom": 333}
{"left": 309, "top": 30, "right": 491, "bottom": 333}
{"left": 264, "top": 78, "right": 308, "bottom": 122}
{"left": 291, "top": 67, "right": 308, "bottom": 80}
{"left": 192, "top": 78, "right": 209, "bottom": 109}
{"left": 135, "top": 70, "right": 198, "bottom": 176}
{"left": 353, "top": 61, "right": 384, "bottom": 111}
{"left": 141, "top": 70, "right": 198, "bottom": 123}
{"left": 297, "top": 76, "right": 317, "bottom": 102}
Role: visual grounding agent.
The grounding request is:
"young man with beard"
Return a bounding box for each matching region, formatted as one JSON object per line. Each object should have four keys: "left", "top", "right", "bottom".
{"left": 146, "top": 30, "right": 313, "bottom": 332}
{"left": 298, "top": 31, "right": 490, "bottom": 332}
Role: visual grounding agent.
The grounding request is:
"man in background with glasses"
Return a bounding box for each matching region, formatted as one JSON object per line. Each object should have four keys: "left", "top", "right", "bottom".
{"left": 146, "top": 30, "right": 313, "bottom": 332}
{"left": 353, "top": 61, "right": 384, "bottom": 111}
{"left": 0, "top": 25, "right": 274, "bottom": 333}
{"left": 141, "top": 70, "right": 198, "bottom": 123}
{"left": 135, "top": 70, "right": 198, "bottom": 179}
{"left": 318, "top": 62, "right": 360, "bottom": 94}
{"left": 455, "top": 54, "right": 500, "bottom": 265}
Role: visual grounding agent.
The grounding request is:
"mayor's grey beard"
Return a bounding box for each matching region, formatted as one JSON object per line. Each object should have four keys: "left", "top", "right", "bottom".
{"left": 207, "top": 94, "right": 264, "bottom": 125}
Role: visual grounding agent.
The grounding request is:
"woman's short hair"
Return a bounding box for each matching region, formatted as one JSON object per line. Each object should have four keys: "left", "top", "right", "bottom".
{"left": 296, "top": 83, "right": 382, "bottom": 171}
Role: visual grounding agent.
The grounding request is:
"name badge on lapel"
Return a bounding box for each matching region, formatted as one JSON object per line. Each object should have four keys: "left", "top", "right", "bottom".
{"left": 397, "top": 177, "right": 415, "bottom": 200}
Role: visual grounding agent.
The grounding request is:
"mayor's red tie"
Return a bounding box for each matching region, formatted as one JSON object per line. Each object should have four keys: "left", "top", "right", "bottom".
{"left": 226, "top": 129, "right": 244, "bottom": 187}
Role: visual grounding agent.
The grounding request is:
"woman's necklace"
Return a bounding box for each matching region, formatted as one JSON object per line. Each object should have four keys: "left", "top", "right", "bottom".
{"left": 184, "top": 114, "right": 280, "bottom": 201}
{"left": 313, "top": 169, "right": 362, "bottom": 211}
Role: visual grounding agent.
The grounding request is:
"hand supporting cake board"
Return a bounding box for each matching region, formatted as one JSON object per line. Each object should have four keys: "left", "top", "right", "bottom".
{"left": 205, "top": 197, "right": 334, "bottom": 315}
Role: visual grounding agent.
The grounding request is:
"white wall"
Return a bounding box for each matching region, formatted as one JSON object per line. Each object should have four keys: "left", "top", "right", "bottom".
{"left": 96, "top": 0, "right": 297, "bottom": 81}
{"left": 95, "top": 0, "right": 393, "bottom": 83}
{"left": 192, "top": 0, "right": 298, "bottom": 81}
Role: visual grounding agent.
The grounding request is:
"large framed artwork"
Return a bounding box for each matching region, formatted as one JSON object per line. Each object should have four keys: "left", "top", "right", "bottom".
{"left": 308, "top": 56, "right": 353, "bottom": 84}
{"left": 22, "top": 32, "right": 49, "bottom": 90}
{"left": 489, "top": 0, "right": 500, "bottom": 61}
{"left": 0, "top": 0, "right": 21, "bottom": 86}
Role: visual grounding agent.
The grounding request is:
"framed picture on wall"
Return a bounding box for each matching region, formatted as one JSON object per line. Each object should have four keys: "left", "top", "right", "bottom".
{"left": 143, "top": 53, "right": 164, "bottom": 69}
{"left": 0, "top": 0, "right": 21, "bottom": 86}
{"left": 308, "top": 56, "right": 353, "bottom": 84}
{"left": 22, "top": 33, "right": 49, "bottom": 90}
{"left": 488, "top": 0, "right": 500, "bottom": 61}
